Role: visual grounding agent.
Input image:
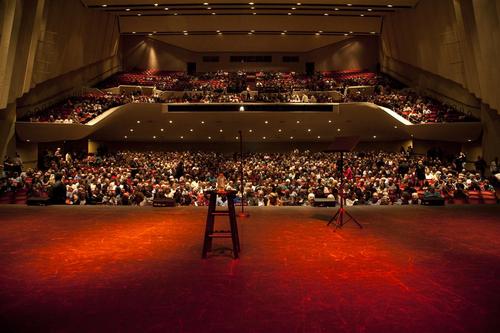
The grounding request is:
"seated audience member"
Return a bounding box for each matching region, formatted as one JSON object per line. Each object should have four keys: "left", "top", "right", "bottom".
{"left": 49, "top": 173, "right": 67, "bottom": 205}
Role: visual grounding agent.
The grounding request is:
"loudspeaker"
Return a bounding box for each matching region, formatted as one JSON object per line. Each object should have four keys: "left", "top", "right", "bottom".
{"left": 305, "top": 62, "right": 315, "bottom": 75}
{"left": 187, "top": 62, "right": 197, "bottom": 75}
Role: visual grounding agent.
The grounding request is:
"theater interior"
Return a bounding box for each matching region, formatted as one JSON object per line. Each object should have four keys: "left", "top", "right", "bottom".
{"left": 0, "top": 1, "right": 499, "bottom": 332}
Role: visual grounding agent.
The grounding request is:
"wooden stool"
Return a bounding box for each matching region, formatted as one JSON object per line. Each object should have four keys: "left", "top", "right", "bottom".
{"left": 202, "top": 190, "right": 241, "bottom": 259}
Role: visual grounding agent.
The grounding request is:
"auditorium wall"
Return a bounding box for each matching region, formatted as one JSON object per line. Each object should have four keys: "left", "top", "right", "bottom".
{"left": 0, "top": 0, "right": 121, "bottom": 158}
{"left": 121, "top": 35, "right": 379, "bottom": 73}
{"left": 381, "top": 0, "right": 500, "bottom": 115}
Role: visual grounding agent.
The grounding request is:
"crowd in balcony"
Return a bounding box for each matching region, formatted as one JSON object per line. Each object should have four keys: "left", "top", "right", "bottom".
{"left": 21, "top": 70, "right": 477, "bottom": 124}
{"left": 20, "top": 92, "right": 160, "bottom": 124}
{"left": 1, "top": 148, "right": 497, "bottom": 206}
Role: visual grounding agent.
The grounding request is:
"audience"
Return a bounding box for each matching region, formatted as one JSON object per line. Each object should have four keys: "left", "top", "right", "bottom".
{"left": 1, "top": 148, "right": 496, "bottom": 207}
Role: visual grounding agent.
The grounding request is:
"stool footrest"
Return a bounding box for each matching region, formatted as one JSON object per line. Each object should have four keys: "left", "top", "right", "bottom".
{"left": 210, "top": 211, "right": 230, "bottom": 216}
{"left": 209, "top": 232, "right": 232, "bottom": 238}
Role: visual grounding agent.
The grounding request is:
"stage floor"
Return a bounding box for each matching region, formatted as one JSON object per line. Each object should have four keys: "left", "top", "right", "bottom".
{"left": 0, "top": 205, "right": 499, "bottom": 333}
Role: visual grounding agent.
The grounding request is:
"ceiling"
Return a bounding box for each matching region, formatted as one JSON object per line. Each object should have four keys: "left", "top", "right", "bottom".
{"left": 82, "top": 0, "right": 418, "bottom": 51}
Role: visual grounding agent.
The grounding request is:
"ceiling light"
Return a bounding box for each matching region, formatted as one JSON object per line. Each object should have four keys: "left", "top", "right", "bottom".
{"left": 239, "top": 106, "right": 245, "bottom": 111}
{"left": 190, "top": 129, "right": 194, "bottom": 132}
{"left": 367, "top": 8, "right": 372, "bottom": 11}
{"left": 219, "top": 129, "right": 223, "bottom": 132}
{"left": 281, "top": 32, "right": 286, "bottom": 35}
{"left": 251, "top": 6, "right": 255, "bottom": 9}
{"left": 212, "top": 12, "right": 216, "bottom": 15}
{"left": 324, "top": 13, "right": 329, "bottom": 16}
{"left": 373, "top": 135, "right": 377, "bottom": 139}
{"left": 218, "top": 32, "right": 223, "bottom": 35}
{"left": 132, "top": 31, "right": 136, "bottom": 34}
{"left": 360, "top": 14, "right": 364, "bottom": 16}
{"left": 201, "top": 120, "right": 205, "bottom": 124}
{"left": 207, "top": 7, "right": 211, "bottom": 9}
{"left": 349, "top": 31, "right": 353, "bottom": 33}
{"left": 253, "top": 12, "right": 257, "bottom": 15}
{"left": 174, "top": 13, "right": 178, "bottom": 15}
{"left": 164, "top": 8, "right": 169, "bottom": 10}
{"left": 344, "top": 33, "right": 348, "bottom": 36}
{"left": 248, "top": 32, "right": 253, "bottom": 35}
{"left": 180, "top": 136, "right": 184, "bottom": 139}
{"left": 290, "top": 136, "right": 294, "bottom": 139}
{"left": 251, "top": 30, "right": 255, "bottom": 32}
{"left": 101, "top": 4, "right": 107, "bottom": 7}
{"left": 137, "top": 120, "right": 141, "bottom": 124}
{"left": 296, "top": 120, "right": 300, "bottom": 123}
{"left": 130, "top": 129, "right": 134, "bottom": 132}
{"left": 153, "top": 135, "right": 156, "bottom": 139}
{"left": 292, "top": 7, "right": 296, "bottom": 10}
{"left": 318, "top": 30, "right": 323, "bottom": 33}
{"left": 317, "top": 136, "right": 321, "bottom": 139}
{"left": 148, "top": 33, "right": 153, "bottom": 36}
{"left": 307, "top": 129, "right": 311, "bottom": 132}
{"left": 184, "top": 32, "right": 189, "bottom": 35}
{"left": 328, "top": 120, "right": 332, "bottom": 123}
{"left": 335, "top": 8, "right": 339, "bottom": 11}
{"left": 347, "top": 3, "right": 352, "bottom": 6}
{"left": 204, "top": 2, "right": 209, "bottom": 5}
{"left": 315, "top": 33, "right": 320, "bottom": 36}
{"left": 124, "top": 136, "right": 127, "bottom": 139}
{"left": 126, "top": 8, "right": 130, "bottom": 11}
{"left": 388, "top": 4, "right": 393, "bottom": 7}
{"left": 26, "top": 139, "right": 30, "bottom": 142}
{"left": 467, "top": 139, "right": 472, "bottom": 142}
{"left": 394, "top": 126, "right": 398, "bottom": 129}
{"left": 278, "top": 129, "right": 282, "bottom": 132}
{"left": 161, "top": 128, "right": 164, "bottom": 131}
{"left": 337, "top": 128, "right": 341, "bottom": 132}
{"left": 297, "top": 3, "right": 301, "bottom": 5}
{"left": 288, "top": 12, "right": 292, "bottom": 15}
{"left": 137, "top": 13, "right": 141, "bottom": 16}
{"left": 236, "top": 136, "right": 239, "bottom": 140}
{"left": 249, "top": 129, "right": 253, "bottom": 132}
{"left": 249, "top": 2, "right": 254, "bottom": 5}
{"left": 154, "top": 3, "right": 158, "bottom": 6}
{"left": 208, "top": 136, "right": 212, "bottom": 139}
{"left": 371, "top": 31, "right": 376, "bottom": 34}
{"left": 169, "top": 120, "right": 173, "bottom": 123}
{"left": 262, "top": 136, "right": 266, "bottom": 139}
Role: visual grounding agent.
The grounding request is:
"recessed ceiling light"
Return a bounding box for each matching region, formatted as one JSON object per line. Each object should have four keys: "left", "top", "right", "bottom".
{"left": 201, "top": 120, "right": 205, "bottom": 124}
{"left": 249, "top": 129, "right": 253, "bottom": 132}
{"left": 154, "top": 3, "right": 158, "bottom": 6}
{"left": 337, "top": 128, "right": 341, "bottom": 132}
{"left": 307, "top": 129, "right": 311, "bottom": 132}
{"left": 204, "top": 2, "right": 209, "bottom": 5}
{"left": 324, "top": 13, "right": 329, "bottom": 16}
{"left": 137, "top": 13, "right": 141, "bottom": 16}
{"left": 235, "top": 136, "right": 239, "bottom": 140}
{"left": 264, "top": 120, "right": 268, "bottom": 124}
{"left": 249, "top": 2, "right": 254, "bottom": 5}
{"left": 292, "top": 7, "right": 296, "bottom": 10}
{"left": 161, "top": 128, "right": 164, "bottom": 131}
{"left": 262, "top": 136, "right": 266, "bottom": 139}
{"left": 281, "top": 32, "right": 286, "bottom": 35}
{"left": 367, "top": 8, "right": 372, "bottom": 11}
{"left": 180, "top": 136, "right": 184, "bottom": 139}
{"left": 208, "top": 136, "right": 212, "bottom": 139}
{"left": 164, "top": 7, "right": 169, "bottom": 10}
{"left": 130, "top": 129, "right": 134, "bottom": 132}
{"left": 253, "top": 12, "right": 257, "bottom": 15}
{"left": 278, "top": 129, "right": 282, "bottom": 132}
{"left": 347, "top": 3, "right": 352, "bottom": 6}
{"left": 344, "top": 33, "right": 348, "bottom": 36}
{"left": 360, "top": 14, "right": 364, "bottom": 16}
{"left": 288, "top": 12, "right": 292, "bottom": 15}
{"left": 296, "top": 120, "right": 300, "bottom": 123}
{"left": 169, "top": 120, "right": 173, "bottom": 123}
{"left": 297, "top": 2, "right": 301, "bottom": 5}
{"left": 207, "top": 7, "right": 211, "bottom": 10}
{"left": 248, "top": 32, "right": 253, "bottom": 35}
{"left": 126, "top": 8, "right": 130, "bottom": 11}
{"left": 290, "top": 136, "right": 294, "bottom": 139}
{"left": 317, "top": 136, "right": 321, "bottom": 139}
{"left": 219, "top": 129, "right": 223, "bottom": 132}
{"left": 124, "top": 136, "right": 127, "bottom": 139}
{"left": 153, "top": 135, "right": 156, "bottom": 139}
{"left": 388, "top": 4, "right": 393, "bottom": 7}
{"left": 137, "top": 120, "right": 141, "bottom": 124}
{"left": 102, "top": 4, "right": 107, "bottom": 7}
{"left": 335, "top": 8, "right": 339, "bottom": 11}
{"left": 212, "top": 12, "right": 216, "bottom": 15}
{"left": 190, "top": 129, "right": 194, "bottom": 132}
{"left": 328, "top": 120, "right": 332, "bottom": 123}
{"left": 132, "top": 31, "right": 136, "bottom": 34}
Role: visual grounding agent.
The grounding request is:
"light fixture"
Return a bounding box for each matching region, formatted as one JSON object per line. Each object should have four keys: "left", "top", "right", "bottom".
{"left": 253, "top": 12, "right": 257, "bottom": 15}
{"left": 337, "top": 128, "right": 341, "bottom": 132}
{"left": 307, "top": 128, "right": 311, "bottom": 132}
{"left": 154, "top": 3, "right": 158, "bottom": 6}
{"left": 373, "top": 135, "right": 377, "bottom": 139}
{"left": 288, "top": 12, "right": 292, "bottom": 15}
{"left": 126, "top": 8, "right": 130, "bottom": 11}
{"left": 347, "top": 3, "right": 352, "bottom": 6}
{"left": 318, "top": 30, "right": 323, "bottom": 33}
{"left": 249, "top": 2, "right": 254, "bottom": 5}
{"left": 164, "top": 7, "right": 169, "bottom": 10}
{"left": 334, "top": 8, "right": 339, "bottom": 11}
{"left": 161, "top": 128, "right": 164, "bottom": 131}
{"left": 236, "top": 136, "right": 239, "bottom": 140}
{"left": 367, "top": 8, "right": 372, "bottom": 11}
{"left": 190, "top": 129, "right": 194, "bottom": 132}
{"left": 26, "top": 139, "right": 30, "bottom": 142}
{"left": 317, "top": 136, "right": 321, "bottom": 139}
{"left": 297, "top": 3, "right": 301, "bottom": 5}
{"left": 137, "top": 120, "right": 141, "bottom": 123}
{"left": 292, "top": 7, "right": 296, "bottom": 10}
{"left": 102, "top": 4, "right": 107, "bottom": 7}
{"left": 264, "top": 120, "right": 269, "bottom": 124}
{"left": 344, "top": 33, "right": 348, "bottom": 36}
{"left": 315, "top": 33, "right": 320, "bottom": 36}
{"left": 204, "top": 2, "right": 209, "bottom": 5}
{"left": 212, "top": 12, "right": 216, "bottom": 15}
{"left": 328, "top": 120, "right": 332, "bottom": 123}
{"left": 219, "top": 129, "right": 223, "bottom": 132}
{"left": 278, "top": 129, "right": 282, "bottom": 132}
{"left": 290, "top": 136, "right": 294, "bottom": 139}
{"left": 174, "top": 13, "right": 178, "bottom": 15}
{"left": 324, "top": 13, "right": 329, "bottom": 16}
{"left": 130, "top": 129, "right": 134, "bottom": 132}
{"left": 132, "top": 31, "right": 136, "bottom": 34}
{"left": 148, "top": 33, "right": 153, "bottom": 36}
{"left": 137, "top": 13, "right": 141, "bottom": 16}
{"left": 394, "top": 125, "right": 397, "bottom": 129}
{"left": 180, "top": 136, "right": 184, "bottom": 139}
{"left": 248, "top": 32, "right": 253, "bottom": 35}
{"left": 281, "top": 32, "right": 286, "bottom": 35}
{"left": 218, "top": 32, "right": 223, "bottom": 35}
{"left": 239, "top": 106, "right": 245, "bottom": 111}
{"left": 208, "top": 136, "right": 212, "bottom": 139}
{"left": 249, "top": 129, "right": 253, "bottom": 132}
{"left": 467, "top": 139, "right": 472, "bottom": 142}
{"left": 201, "top": 120, "right": 205, "bottom": 124}
{"left": 251, "top": 6, "right": 255, "bottom": 9}
{"left": 251, "top": 29, "right": 255, "bottom": 32}
{"left": 124, "top": 136, "right": 127, "bottom": 139}
{"left": 388, "top": 4, "right": 393, "bottom": 8}
{"left": 360, "top": 14, "right": 364, "bottom": 16}
{"left": 296, "top": 120, "right": 300, "bottom": 123}
{"left": 262, "top": 136, "right": 266, "bottom": 139}
{"left": 153, "top": 135, "right": 156, "bottom": 139}
{"left": 184, "top": 32, "right": 188, "bottom": 35}
{"left": 169, "top": 120, "right": 173, "bottom": 123}
{"left": 207, "top": 7, "right": 211, "bottom": 10}
{"left": 371, "top": 31, "right": 376, "bottom": 34}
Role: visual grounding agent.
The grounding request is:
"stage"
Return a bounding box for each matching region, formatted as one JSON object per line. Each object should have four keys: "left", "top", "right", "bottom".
{"left": 0, "top": 205, "right": 499, "bottom": 333}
